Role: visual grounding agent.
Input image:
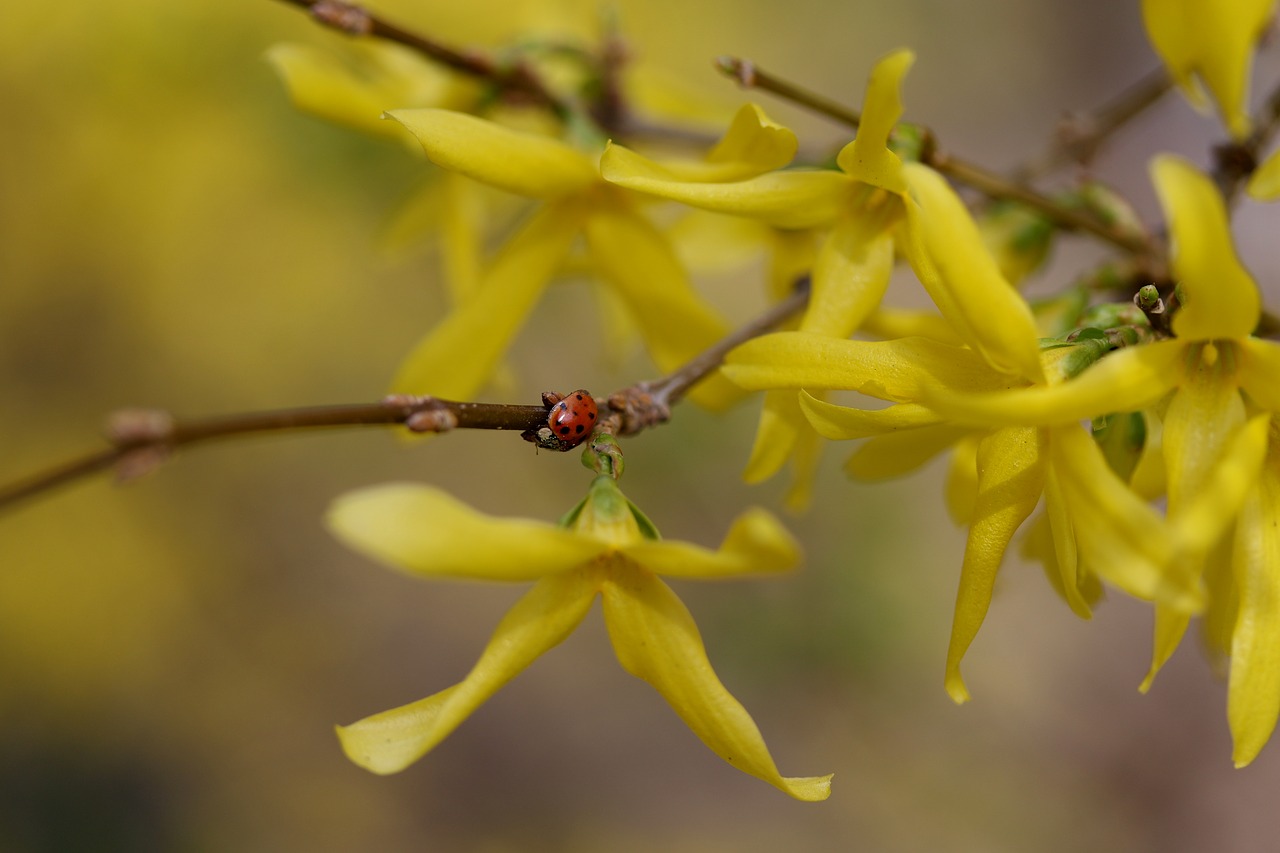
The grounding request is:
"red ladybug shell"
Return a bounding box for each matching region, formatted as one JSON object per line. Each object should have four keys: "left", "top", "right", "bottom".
{"left": 547, "top": 389, "right": 597, "bottom": 447}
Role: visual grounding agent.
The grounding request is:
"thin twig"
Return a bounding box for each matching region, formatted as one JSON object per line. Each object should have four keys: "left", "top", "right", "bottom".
{"left": 715, "top": 55, "right": 1154, "bottom": 256}
{"left": 1017, "top": 66, "right": 1173, "bottom": 180}
{"left": 716, "top": 57, "right": 861, "bottom": 127}
{"left": 0, "top": 281, "right": 812, "bottom": 513}
{"left": 273, "top": 0, "right": 573, "bottom": 119}
{"left": 605, "top": 276, "right": 811, "bottom": 435}
{"left": 0, "top": 398, "right": 548, "bottom": 513}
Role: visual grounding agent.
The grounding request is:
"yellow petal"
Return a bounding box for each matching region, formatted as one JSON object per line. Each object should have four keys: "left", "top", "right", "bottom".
{"left": 266, "top": 42, "right": 464, "bottom": 142}
{"left": 800, "top": 210, "right": 896, "bottom": 337}
{"left": 1240, "top": 337, "right": 1280, "bottom": 412}
{"left": 899, "top": 163, "right": 1044, "bottom": 383}
{"left": 1201, "top": 537, "right": 1240, "bottom": 667}
{"left": 1129, "top": 410, "right": 1168, "bottom": 502}
{"left": 1171, "top": 414, "right": 1269, "bottom": 562}
{"left": 944, "top": 435, "right": 982, "bottom": 524}
{"left": 1229, "top": 458, "right": 1280, "bottom": 766}
{"left": 835, "top": 49, "right": 913, "bottom": 195}
{"left": 665, "top": 103, "right": 799, "bottom": 181}
{"left": 390, "top": 200, "right": 582, "bottom": 398}
{"left": 328, "top": 483, "right": 606, "bottom": 581}
{"left": 743, "top": 391, "right": 807, "bottom": 484}
{"left": 1036, "top": 476, "right": 1092, "bottom": 620}
{"left": 601, "top": 567, "right": 831, "bottom": 801}
{"left": 725, "top": 332, "right": 1014, "bottom": 399}
{"left": 860, "top": 306, "right": 967, "bottom": 346}
{"left": 800, "top": 394, "right": 943, "bottom": 440}
{"left": 1049, "top": 425, "right": 1202, "bottom": 610}
{"left": 437, "top": 172, "right": 485, "bottom": 301}
{"left": 1151, "top": 155, "right": 1261, "bottom": 339}
{"left": 584, "top": 200, "right": 739, "bottom": 410}
{"left": 945, "top": 427, "right": 1044, "bottom": 703}
{"left": 337, "top": 569, "right": 598, "bottom": 773}
{"left": 844, "top": 424, "right": 971, "bottom": 482}
{"left": 624, "top": 508, "right": 801, "bottom": 579}
{"left": 387, "top": 109, "right": 598, "bottom": 198}
{"left": 1139, "top": 606, "right": 1193, "bottom": 692}
{"left": 783, "top": 427, "right": 825, "bottom": 512}
{"left": 667, "top": 210, "right": 771, "bottom": 274}
{"left": 1247, "top": 149, "right": 1280, "bottom": 200}
{"left": 600, "top": 142, "right": 852, "bottom": 229}
{"left": 1039, "top": 461, "right": 1090, "bottom": 614}
{"left": 1162, "top": 344, "right": 1246, "bottom": 514}
{"left": 924, "top": 340, "right": 1184, "bottom": 427}
{"left": 1141, "top": 0, "right": 1275, "bottom": 138}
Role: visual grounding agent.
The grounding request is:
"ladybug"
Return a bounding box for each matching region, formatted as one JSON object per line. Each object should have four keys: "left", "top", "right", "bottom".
{"left": 546, "top": 389, "right": 597, "bottom": 448}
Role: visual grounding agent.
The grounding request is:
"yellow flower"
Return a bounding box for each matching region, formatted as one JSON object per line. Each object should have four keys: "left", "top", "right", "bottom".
{"left": 1141, "top": 0, "right": 1276, "bottom": 138}
{"left": 723, "top": 164, "right": 1201, "bottom": 703}
{"left": 266, "top": 41, "right": 479, "bottom": 142}
{"left": 384, "top": 105, "right": 797, "bottom": 409}
{"left": 1223, "top": 421, "right": 1280, "bottom": 766}
{"left": 603, "top": 51, "right": 918, "bottom": 505}
{"left": 919, "top": 156, "right": 1280, "bottom": 763}
{"left": 326, "top": 475, "right": 831, "bottom": 801}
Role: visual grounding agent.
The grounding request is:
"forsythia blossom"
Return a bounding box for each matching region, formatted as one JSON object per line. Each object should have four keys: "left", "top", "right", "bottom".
{"left": 925, "top": 156, "right": 1280, "bottom": 764}
{"left": 723, "top": 163, "right": 1202, "bottom": 702}
{"left": 1141, "top": 0, "right": 1276, "bottom": 138}
{"left": 383, "top": 105, "right": 801, "bottom": 409}
{"left": 327, "top": 475, "right": 832, "bottom": 801}
{"left": 603, "top": 50, "right": 916, "bottom": 507}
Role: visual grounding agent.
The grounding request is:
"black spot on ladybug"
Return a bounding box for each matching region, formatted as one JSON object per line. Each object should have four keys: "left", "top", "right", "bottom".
{"left": 575, "top": 424, "right": 585, "bottom": 434}
{"left": 559, "top": 426, "right": 571, "bottom": 435}
{"left": 588, "top": 411, "right": 596, "bottom": 420}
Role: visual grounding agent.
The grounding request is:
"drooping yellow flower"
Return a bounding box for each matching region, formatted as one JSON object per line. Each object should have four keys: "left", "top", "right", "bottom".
{"left": 1141, "top": 0, "right": 1277, "bottom": 138}
{"left": 385, "top": 104, "right": 798, "bottom": 409}
{"left": 326, "top": 475, "right": 831, "bottom": 801}
{"left": 723, "top": 163, "right": 1201, "bottom": 703}
{"left": 603, "top": 51, "right": 919, "bottom": 506}
{"left": 920, "top": 155, "right": 1280, "bottom": 763}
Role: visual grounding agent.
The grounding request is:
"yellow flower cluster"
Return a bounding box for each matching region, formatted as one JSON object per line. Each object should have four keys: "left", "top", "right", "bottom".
{"left": 267, "top": 0, "right": 1280, "bottom": 795}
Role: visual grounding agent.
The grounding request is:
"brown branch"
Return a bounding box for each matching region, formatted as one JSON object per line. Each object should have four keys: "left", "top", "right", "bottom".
{"left": 273, "top": 0, "right": 573, "bottom": 119}
{"left": 0, "top": 397, "right": 548, "bottom": 513}
{"left": 715, "top": 57, "right": 862, "bottom": 127}
{"left": 1017, "top": 66, "right": 1173, "bottom": 180}
{"left": 715, "top": 55, "right": 1154, "bottom": 257}
{"left": 0, "top": 280, "right": 812, "bottom": 513}
{"left": 605, "top": 276, "right": 811, "bottom": 435}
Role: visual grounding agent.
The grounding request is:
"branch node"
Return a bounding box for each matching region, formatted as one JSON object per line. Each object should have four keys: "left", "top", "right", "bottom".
{"left": 722, "top": 56, "right": 756, "bottom": 88}
{"left": 606, "top": 387, "right": 671, "bottom": 436}
{"left": 115, "top": 447, "right": 172, "bottom": 484}
{"left": 105, "top": 408, "right": 175, "bottom": 447}
{"left": 309, "top": 0, "right": 373, "bottom": 35}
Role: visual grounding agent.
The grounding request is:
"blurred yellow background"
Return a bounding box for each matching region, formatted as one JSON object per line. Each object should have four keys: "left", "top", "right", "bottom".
{"left": 3, "top": 1, "right": 1280, "bottom": 850}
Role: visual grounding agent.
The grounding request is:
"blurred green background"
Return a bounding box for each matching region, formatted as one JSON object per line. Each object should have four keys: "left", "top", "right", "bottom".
{"left": 3, "top": 1, "right": 1280, "bottom": 850}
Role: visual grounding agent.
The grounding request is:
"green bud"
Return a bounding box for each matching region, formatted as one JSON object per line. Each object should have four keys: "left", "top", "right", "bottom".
{"left": 1135, "top": 284, "right": 1162, "bottom": 311}
{"left": 582, "top": 431, "right": 625, "bottom": 479}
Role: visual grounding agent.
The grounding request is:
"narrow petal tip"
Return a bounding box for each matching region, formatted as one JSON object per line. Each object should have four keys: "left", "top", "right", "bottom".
{"left": 945, "top": 676, "right": 972, "bottom": 705}
{"left": 335, "top": 722, "right": 409, "bottom": 776}
{"left": 781, "top": 773, "right": 835, "bottom": 802}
